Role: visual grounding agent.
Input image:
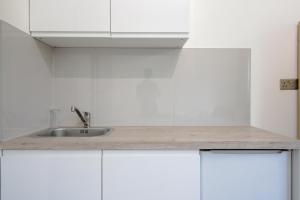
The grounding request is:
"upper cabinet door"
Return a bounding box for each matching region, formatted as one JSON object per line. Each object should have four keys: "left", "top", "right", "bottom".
{"left": 30, "top": 0, "right": 110, "bottom": 35}
{"left": 111, "top": 0, "right": 190, "bottom": 35}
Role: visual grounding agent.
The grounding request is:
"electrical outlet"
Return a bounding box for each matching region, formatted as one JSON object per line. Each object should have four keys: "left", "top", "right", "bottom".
{"left": 280, "top": 79, "right": 298, "bottom": 90}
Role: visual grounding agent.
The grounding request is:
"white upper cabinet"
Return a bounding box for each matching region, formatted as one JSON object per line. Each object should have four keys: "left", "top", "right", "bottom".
{"left": 30, "top": 0, "right": 110, "bottom": 36}
{"left": 111, "top": 0, "right": 190, "bottom": 37}
{"left": 29, "top": 0, "right": 190, "bottom": 47}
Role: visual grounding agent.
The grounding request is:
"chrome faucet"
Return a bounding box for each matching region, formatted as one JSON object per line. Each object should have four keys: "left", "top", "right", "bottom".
{"left": 71, "top": 106, "right": 90, "bottom": 128}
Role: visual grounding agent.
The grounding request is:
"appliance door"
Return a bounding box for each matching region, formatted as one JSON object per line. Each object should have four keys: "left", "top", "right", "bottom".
{"left": 200, "top": 150, "right": 291, "bottom": 200}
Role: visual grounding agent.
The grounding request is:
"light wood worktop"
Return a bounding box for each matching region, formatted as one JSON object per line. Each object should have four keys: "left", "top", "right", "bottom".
{"left": 1, "top": 126, "right": 300, "bottom": 150}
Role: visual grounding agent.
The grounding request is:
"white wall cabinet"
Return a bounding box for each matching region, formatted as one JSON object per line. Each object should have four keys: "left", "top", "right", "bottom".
{"left": 200, "top": 150, "right": 291, "bottom": 200}
{"left": 29, "top": 0, "right": 190, "bottom": 47}
{"left": 1, "top": 150, "right": 102, "bottom": 200}
{"left": 30, "top": 0, "right": 110, "bottom": 37}
{"left": 103, "top": 150, "right": 200, "bottom": 200}
{"left": 111, "top": 0, "right": 190, "bottom": 37}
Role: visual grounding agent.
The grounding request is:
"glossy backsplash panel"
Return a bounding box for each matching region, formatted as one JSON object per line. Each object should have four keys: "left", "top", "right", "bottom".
{"left": 0, "top": 21, "right": 52, "bottom": 140}
{"left": 53, "top": 48, "right": 250, "bottom": 126}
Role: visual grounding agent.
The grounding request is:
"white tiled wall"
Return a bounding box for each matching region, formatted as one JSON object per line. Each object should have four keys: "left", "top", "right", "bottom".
{"left": 0, "top": 21, "right": 52, "bottom": 140}
{"left": 53, "top": 48, "right": 250, "bottom": 127}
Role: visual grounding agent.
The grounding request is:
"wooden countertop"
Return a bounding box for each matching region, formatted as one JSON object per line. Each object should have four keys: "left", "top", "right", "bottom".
{"left": 1, "top": 126, "right": 300, "bottom": 150}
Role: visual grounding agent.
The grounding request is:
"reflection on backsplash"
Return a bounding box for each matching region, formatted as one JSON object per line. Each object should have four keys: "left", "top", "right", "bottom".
{"left": 53, "top": 48, "right": 250, "bottom": 126}
{"left": 137, "top": 69, "right": 160, "bottom": 118}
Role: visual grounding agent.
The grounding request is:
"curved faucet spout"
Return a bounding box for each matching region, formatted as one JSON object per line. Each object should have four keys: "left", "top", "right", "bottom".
{"left": 71, "top": 106, "right": 90, "bottom": 128}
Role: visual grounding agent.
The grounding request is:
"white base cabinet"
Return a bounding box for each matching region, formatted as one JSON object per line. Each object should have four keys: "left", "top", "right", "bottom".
{"left": 0, "top": 149, "right": 292, "bottom": 200}
{"left": 103, "top": 150, "right": 200, "bottom": 200}
{"left": 200, "top": 150, "right": 291, "bottom": 200}
{"left": 1, "top": 150, "right": 102, "bottom": 200}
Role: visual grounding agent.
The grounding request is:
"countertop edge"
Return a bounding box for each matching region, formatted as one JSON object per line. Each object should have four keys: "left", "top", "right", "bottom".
{"left": 1, "top": 126, "right": 300, "bottom": 150}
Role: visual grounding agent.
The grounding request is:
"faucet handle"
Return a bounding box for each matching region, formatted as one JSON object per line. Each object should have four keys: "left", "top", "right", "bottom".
{"left": 84, "top": 112, "right": 91, "bottom": 128}
{"left": 84, "top": 111, "right": 90, "bottom": 117}
{"left": 71, "top": 105, "right": 76, "bottom": 112}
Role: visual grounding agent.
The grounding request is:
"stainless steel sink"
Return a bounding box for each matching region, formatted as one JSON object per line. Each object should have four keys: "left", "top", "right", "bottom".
{"left": 32, "top": 127, "right": 112, "bottom": 137}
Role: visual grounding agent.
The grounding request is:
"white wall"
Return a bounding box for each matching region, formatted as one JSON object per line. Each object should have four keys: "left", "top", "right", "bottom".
{"left": 0, "top": 0, "right": 299, "bottom": 137}
{"left": 0, "top": 21, "right": 52, "bottom": 140}
{"left": 0, "top": 0, "right": 29, "bottom": 34}
{"left": 185, "top": 0, "right": 300, "bottom": 137}
{"left": 53, "top": 0, "right": 300, "bottom": 137}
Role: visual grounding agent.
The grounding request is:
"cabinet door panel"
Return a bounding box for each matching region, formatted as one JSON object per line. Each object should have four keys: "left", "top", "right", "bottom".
{"left": 1, "top": 150, "right": 101, "bottom": 200}
{"left": 111, "top": 0, "right": 190, "bottom": 33}
{"left": 30, "top": 0, "right": 110, "bottom": 32}
{"left": 103, "top": 150, "right": 200, "bottom": 200}
{"left": 201, "top": 151, "right": 291, "bottom": 200}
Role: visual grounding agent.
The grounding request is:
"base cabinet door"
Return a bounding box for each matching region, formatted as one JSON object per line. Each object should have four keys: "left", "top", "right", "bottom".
{"left": 1, "top": 150, "right": 102, "bottom": 200}
{"left": 103, "top": 150, "right": 200, "bottom": 200}
{"left": 200, "top": 151, "right": 291, "bottom": 200}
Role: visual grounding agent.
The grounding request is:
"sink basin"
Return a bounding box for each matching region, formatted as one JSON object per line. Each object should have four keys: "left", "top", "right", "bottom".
{"left": 33, "top": 127, "right": 112, "bottom": 137}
